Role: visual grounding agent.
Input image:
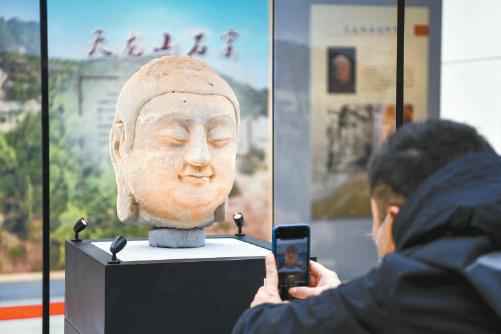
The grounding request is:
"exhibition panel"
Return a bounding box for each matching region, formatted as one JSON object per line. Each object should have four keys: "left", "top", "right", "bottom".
{"left": 274, "top": 0, "right": 400, "bottom": 278}
{"left": 273, "top": 0, "right": 441, "bottom": 279}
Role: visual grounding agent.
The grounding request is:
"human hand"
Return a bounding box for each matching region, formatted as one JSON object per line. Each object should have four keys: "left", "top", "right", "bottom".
{"left": 250, "top": 253, "right": 284, "bottom": 308}
{"left": 288, "top": 260, "right": 341, "bottom": 300}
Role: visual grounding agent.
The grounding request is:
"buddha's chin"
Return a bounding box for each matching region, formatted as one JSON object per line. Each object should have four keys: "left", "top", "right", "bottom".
{"left": 173, "top": 183, "right": 229, "bottom": 207}
{"left": 160, "top": 197, "right": 221, "bottom": 220}
{"left": 170, "top": 208, "right": 217, "bottom": 228}
{"left": 180, "top": 202, "right": 219, "bottom": 220}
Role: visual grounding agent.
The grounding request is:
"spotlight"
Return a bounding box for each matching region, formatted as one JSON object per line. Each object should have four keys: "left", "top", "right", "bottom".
{"left": 109, "top": 236, "right": 127, "bottom": 264}
{"left": 233, "top": 212, "right": 245, "bottom": 237}
{"left": 72, "top": 217, "right": 88, "bottom": 242}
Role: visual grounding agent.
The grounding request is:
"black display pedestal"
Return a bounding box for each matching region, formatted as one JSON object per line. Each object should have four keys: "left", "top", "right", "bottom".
{"left": 64, "top": 236, "right": 270, "bottom": 334}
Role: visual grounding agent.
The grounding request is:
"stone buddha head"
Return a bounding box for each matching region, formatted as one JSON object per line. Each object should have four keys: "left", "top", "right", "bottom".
{"left": 110, "top": 56, "right": 240, "bottom": 247}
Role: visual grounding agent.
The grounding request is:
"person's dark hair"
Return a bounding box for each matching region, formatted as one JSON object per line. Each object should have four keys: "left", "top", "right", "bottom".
{"left": 368, "top": 120, "right": 495, "bottom": 219}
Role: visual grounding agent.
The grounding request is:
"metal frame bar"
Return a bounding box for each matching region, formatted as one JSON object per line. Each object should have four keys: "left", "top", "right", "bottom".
{"left": 396, "top": 0, "right": 406, "bottom": 128}
{"left": 39, "top": 0, "right": 50, "bottom": 332}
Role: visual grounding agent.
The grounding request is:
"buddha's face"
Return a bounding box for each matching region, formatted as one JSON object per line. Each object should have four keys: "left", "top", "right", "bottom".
{"left": 284, "top": 248, "right": 298, "bottom": 267}
{"left": 334, "top": 56, "right": 351, "bottom": 83}
{"left": 121, "top": 93, "right": 237, "bottom": 228}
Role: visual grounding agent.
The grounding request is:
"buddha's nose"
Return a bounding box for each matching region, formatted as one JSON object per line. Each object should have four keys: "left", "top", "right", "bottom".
{"left": 185, "top": 125, "right": 210, "bottom": 167}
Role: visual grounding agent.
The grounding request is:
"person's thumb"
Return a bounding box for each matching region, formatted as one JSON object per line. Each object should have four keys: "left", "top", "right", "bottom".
{"left": 288, "top": 286, "right": 322, "bottom": 300}
{"left": 264, "top": 254, "right": 278, "bottom": 289}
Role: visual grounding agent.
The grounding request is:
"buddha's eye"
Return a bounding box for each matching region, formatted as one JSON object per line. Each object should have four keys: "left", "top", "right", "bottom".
{"left": 208, "top": 126, "right": 233, "bottom": 148}
{"left": 157, "top": 126, "right": 189, "bottom": 146}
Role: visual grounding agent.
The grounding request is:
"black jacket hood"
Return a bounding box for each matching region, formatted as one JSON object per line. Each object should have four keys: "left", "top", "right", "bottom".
{"left": 392, "top": 152, "right": 501, "bottom": 316}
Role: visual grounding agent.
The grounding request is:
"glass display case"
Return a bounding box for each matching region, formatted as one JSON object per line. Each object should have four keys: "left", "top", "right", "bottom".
{"left": 0, "top": 0, "right": 452, "bottom": 332}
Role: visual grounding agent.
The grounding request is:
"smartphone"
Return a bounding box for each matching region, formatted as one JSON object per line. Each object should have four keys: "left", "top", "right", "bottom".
{"left": 272, "top": 224, "right": 310, "bottom": 300}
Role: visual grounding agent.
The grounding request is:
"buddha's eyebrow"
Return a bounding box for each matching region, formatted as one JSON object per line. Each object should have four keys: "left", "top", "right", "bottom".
{"left": 138, "top": 111, "right": 191, "bottom": 127}
{"left": 138, "top": 109, "right": 235, "bottom": 129}
{"left": 207, "top": 115, "right": 235, "bottom": 128}
{"left": 160, "top": 117, "right": 191, "bottom": 132}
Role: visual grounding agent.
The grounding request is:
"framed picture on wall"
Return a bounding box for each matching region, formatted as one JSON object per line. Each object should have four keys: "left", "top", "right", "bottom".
{"left": 327, "top": 47, "right": 356, "bottom": 94}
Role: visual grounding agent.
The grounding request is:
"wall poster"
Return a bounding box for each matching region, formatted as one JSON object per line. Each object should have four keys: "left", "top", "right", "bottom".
{"left": 310, "top": 5, "right": 430, "bottom": 220}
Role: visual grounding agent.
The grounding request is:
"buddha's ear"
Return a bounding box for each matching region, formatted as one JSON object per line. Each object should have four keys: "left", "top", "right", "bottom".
{"left": 109, "top": 120, "right": 138, "bottom": 222}
{"left": 110, "top": 120, "right": 125, "bottom": 163}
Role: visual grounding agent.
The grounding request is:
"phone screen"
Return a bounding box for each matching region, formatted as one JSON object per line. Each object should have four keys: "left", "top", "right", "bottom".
{"left": 275, "top": 235, "right": 309, "bottom": 298}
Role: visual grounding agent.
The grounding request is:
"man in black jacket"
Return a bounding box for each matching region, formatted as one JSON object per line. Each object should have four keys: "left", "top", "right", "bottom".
{"left": 233, "top": 120, "right": 501, "bottom": 333}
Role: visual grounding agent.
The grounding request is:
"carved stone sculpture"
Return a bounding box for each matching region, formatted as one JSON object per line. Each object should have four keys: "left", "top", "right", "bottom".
{"left": 110, "top": 56, "right": 240, "bottom": 247}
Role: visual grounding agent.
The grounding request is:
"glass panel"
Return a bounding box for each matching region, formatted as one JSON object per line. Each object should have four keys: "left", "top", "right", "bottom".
{"left": 0, "top": 0, "right": 43, "bottom": 332}
{"left": 274, "top": 0, "right": 400, "bottom": 280}
{"left": 47, "top": 1, "right": 270, "bottom": 331}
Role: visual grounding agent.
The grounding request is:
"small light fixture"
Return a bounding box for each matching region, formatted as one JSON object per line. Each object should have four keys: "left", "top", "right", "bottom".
{"left": 233, "top": 212, "right": 245, "bottom": 237}
{"left": 109, "top": 236, "right": 127, "bottom": 264}
{"left": 72, "top": 217, "right": 88, "bottom": 242}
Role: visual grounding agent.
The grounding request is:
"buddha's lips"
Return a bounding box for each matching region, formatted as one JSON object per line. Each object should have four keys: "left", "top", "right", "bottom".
{"left": 178, "top": 173, "right": 213, "bottom": 185}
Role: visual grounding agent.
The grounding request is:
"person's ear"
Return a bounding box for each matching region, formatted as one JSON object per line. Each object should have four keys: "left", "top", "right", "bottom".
{"left": 386, "top": 205, "right": 400, "bottom": 221}
{"left": 381, "top": 205, "right": 400, "bottom": 254}
{"left": 383, "top": 205, "right": 400, "bottom": 237}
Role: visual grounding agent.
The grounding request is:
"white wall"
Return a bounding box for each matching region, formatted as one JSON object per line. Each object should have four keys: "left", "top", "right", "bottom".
{"left": 441, "top": 0, "right": 501, "bottom": 152}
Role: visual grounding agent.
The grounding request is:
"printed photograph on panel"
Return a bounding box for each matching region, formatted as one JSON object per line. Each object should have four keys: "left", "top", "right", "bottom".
{"left": 327, "top": 47, "right": 356, "bottom": 94}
